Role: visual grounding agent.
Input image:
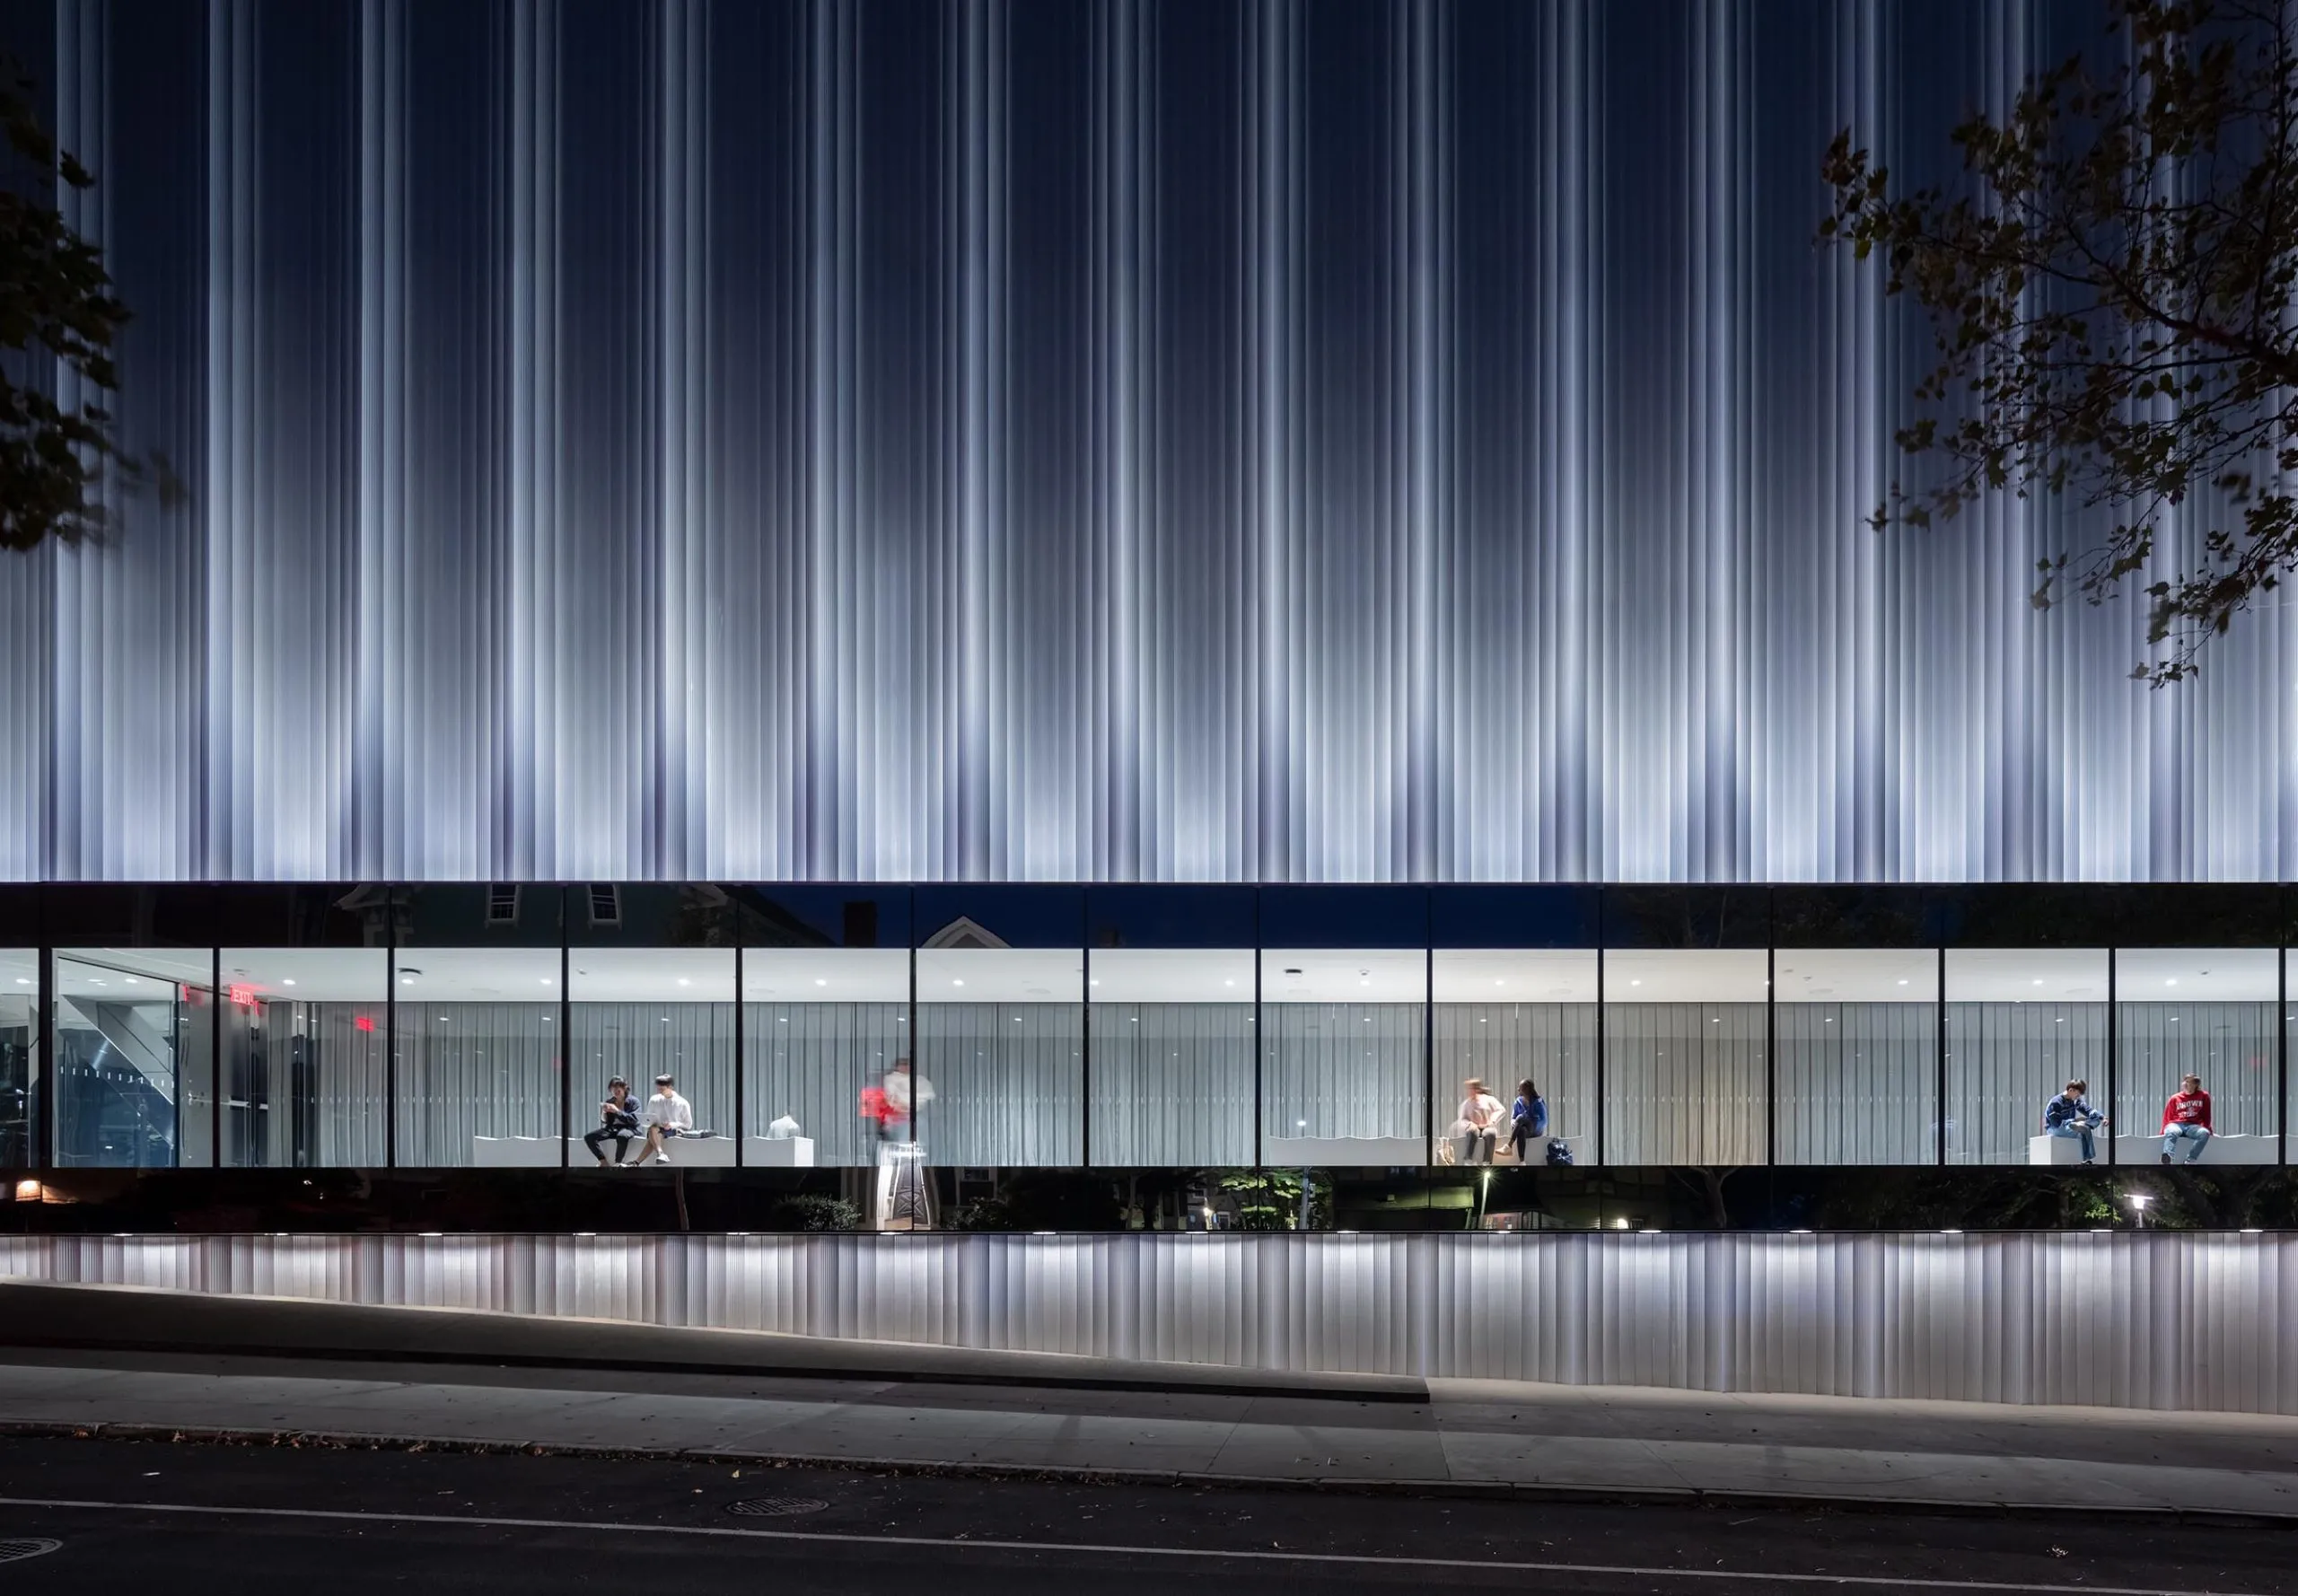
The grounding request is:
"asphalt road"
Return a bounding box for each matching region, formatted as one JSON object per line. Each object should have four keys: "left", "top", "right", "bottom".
{"left": 0, "top": 1435, "right": 2290, "bottom": 1595}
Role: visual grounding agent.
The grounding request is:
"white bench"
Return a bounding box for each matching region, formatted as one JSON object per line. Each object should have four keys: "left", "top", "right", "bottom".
{"left": 2118, "top": 1132, "right": 2278, "bottom": 1165}
{"left": 2027, "top": 1131, "right": 2279, "bottom": 1166}
{"left": 1262, "top": 1135, "right": 1427, "bottom": 1166}
{"left": 473, "top": 1134, "right": 742, "bottom": 1168}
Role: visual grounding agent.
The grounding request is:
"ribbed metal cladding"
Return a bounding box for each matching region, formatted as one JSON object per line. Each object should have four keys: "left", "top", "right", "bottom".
{"left": 2, "top": 0, "right": 2294, "bottom": 882}
{"left": 7, "top": 1231, "right": 2297, "bottom": 1415}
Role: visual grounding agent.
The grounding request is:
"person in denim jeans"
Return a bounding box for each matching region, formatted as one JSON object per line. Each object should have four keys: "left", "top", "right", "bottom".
{"left": 2042, "top": 1078, "right": 2105, "bottom": 1163}
{"left": 2160, "top": 1074, "right": 2214, "bottom": 1164}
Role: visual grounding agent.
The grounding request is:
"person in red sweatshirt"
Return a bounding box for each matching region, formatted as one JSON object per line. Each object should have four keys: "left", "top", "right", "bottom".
{"left": 2161, "top": 1074, "right": 2213, "bottom": 1165}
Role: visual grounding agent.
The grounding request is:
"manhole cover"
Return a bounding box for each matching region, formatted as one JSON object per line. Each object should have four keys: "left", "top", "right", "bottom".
{"left": 725, "top": 1497, "right": 829, "bottom": 1519}
{"left": 0, "top": 1539, "right": 60, "bottom": 1565}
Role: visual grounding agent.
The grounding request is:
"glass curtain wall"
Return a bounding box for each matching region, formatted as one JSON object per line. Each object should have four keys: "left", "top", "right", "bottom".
{"left": 394, "top": 946, "right": 563, "bottom": 1166}
{"left": 743, "top": 947, "right": 908, "bottom": 1167}
{"left": 53, "top": 948, "right": 215, "bottom": 1168}
{"left": 2117, "top": 949, "right": 2279, "bottom": 1163}
{"left": 567, "top": 949, "right": 734, "bottom": 1166}
{"left": 217, "top": 950, "right": 388, "bottom": 1167}
{"left": 0, "top": 949, "right": 35, "bottom": 1167}
{"left": 1260, "top": 950, "right": 1425, "bottom": 1163}
{"left": 1945, "top": 948, "right": 2109, "bottom": 1164}
{"left": 1603, "top": 950, "right": 1768, "bottom": 1165}
{"left": 917, "top": 947, "right": 1084, "bottom": 1166}
{"left": 1087, "top": 948, "right": 1255, "bottom": 1166}
{"left": 1775, "top": 949, "right": 1939, "bottom": 1164}
{"left": 1431, "top": 950, "right": 1595, "bottom": 1167}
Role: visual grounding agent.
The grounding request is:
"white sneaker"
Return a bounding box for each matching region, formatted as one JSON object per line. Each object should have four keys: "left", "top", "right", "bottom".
{"left": 655, "top": 1150, "right": 671, "bottom": 1166}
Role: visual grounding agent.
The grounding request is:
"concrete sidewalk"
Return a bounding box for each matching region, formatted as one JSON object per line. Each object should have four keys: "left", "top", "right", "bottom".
{"left": 0, "top": 1281, "right": 1423, "bottom": 1401}
{"left": 0, "top": 1289, "right": 2294, "bottom": 1521}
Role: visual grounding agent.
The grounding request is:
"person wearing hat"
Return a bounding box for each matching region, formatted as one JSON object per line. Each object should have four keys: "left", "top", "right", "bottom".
{"left": 584, "top": 1077, "right": 640, "bottom": 1167}
{"left": 630, "top": 1074, "right": 695, "bottom": 1166}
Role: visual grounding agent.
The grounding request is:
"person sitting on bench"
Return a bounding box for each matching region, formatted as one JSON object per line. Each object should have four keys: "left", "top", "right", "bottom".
{"left": 630, "top": 1074, "right": 694, "bottom": 1166}
{"left": 2161, "top": 1074, "right": 2214, "bottom": 1164}
{"left": 2042, "top": 1079, "right": 2105, "bottom": 1164}
{"left": 584, "top": 1076, "right": 640, "bottom": 1166}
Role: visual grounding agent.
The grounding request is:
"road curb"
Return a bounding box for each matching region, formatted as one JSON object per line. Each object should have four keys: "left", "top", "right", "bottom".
{"left": 4, "top": 1419, "right": 2293, "bottom": 1529}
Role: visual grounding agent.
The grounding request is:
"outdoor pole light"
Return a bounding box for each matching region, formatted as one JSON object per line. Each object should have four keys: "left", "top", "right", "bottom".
{"left": 2128, "top": 1193, "right": 2151, "bottom": 1228}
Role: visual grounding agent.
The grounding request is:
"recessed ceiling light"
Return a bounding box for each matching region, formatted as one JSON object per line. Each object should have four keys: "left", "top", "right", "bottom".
{"left": 2033, "top": 978, "right": 2044, "bottom": 987}
{"left": 952, "top": 978, "right": 964, "bottom": 987}
{"left": 677, "top": 978, "right": 690, "bottom": 987}
{"left": 1629, "top": 979, "right": 1641, "bottom": 987}
{"left": 1897, "top": 978, "right": 1908, "bottom": 986}
{"left": 2165, "top": 978, "right": 2178, "bottom": 987}
{"left": 282, "top": 978, "right": 295, "bottom": 987}
{"left": 1090, "top": 978, "right": 1100, "bottom": 987}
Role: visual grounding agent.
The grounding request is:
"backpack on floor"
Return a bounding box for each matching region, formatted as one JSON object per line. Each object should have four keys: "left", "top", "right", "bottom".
{"left": 1545, "top": 1138, "right": 1574, "bottom": 1167}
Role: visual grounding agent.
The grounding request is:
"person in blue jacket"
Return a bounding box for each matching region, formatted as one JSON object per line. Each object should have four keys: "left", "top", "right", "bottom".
{"left": 2042, "top": 1078, "right": 2106, "bottom": 1163}
{"left": 1509, "top": 1077, "right": 1548, "bottom": 1164}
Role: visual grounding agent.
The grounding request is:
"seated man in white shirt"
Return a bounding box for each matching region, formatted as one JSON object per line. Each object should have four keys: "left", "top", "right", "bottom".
{"left": 630, "top": 1074, "right": 695, "bottom": 1166}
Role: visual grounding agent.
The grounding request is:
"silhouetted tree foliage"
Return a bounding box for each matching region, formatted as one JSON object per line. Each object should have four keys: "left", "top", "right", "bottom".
{"left": 1823, "top": 0, "right": 2298, "bottom": 683}
{"left": 0, "top": 57, "right": 160, "bottom": 551}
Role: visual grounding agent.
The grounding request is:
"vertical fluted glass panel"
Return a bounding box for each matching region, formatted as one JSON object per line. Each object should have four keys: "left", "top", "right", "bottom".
{"left": 4, "top": 2, "right": 2289, "bottom": 884}
{"left": 1087, "top": 1002, "right": 1255, "bottom": 1167}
